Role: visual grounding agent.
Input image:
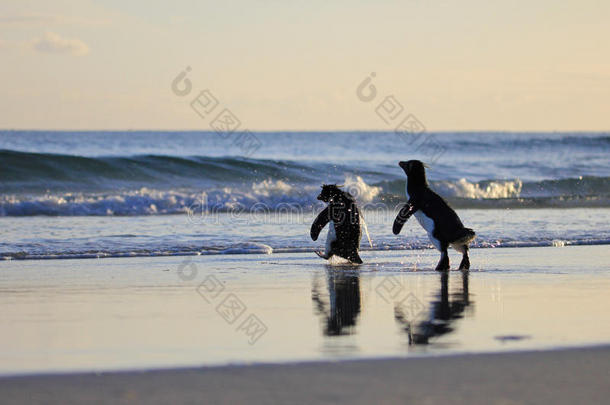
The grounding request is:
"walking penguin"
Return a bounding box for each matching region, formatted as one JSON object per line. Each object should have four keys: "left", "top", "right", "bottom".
{"left": 311, "top": 184, "right": 364, "bottom": 264}
{"left": 393, "top": 160, "right": 476, "bottom": 270}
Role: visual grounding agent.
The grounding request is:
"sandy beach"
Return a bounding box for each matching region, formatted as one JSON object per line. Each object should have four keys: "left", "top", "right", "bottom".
{"left": 1, "top": 346, "right": 609, "bottom": 404}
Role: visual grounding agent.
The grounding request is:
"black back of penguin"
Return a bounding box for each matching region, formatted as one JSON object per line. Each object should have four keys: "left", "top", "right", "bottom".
{"left": 324, "top": 186, "right": 362, "bottom": 244}
{"left": 312, "top": 185, "right": 362, "bottom": 250}
{"left": 402, "top": 160, "right": 471, "bottom": 243}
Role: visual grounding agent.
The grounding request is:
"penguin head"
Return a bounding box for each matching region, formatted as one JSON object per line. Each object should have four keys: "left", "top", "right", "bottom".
{"left": 399, "top": 160, "right": 428, "bottom": 183}
{"left": 317, "top": 184, "right": 343, "bottom": 202}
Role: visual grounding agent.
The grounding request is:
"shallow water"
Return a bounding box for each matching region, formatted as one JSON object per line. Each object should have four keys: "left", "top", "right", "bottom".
{"left": 1, "top": 209, "right": 609, "bottom": 260}
{"left": 1, "top": 245, "right": 609, "bottom": 375}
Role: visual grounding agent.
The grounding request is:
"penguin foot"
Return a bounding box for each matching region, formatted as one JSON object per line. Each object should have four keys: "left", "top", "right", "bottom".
{"left": 459, "top": 254, "right": 470, "bottom": 270}
{"left": 348, "top": 254, "right": 363, "bottom": 265}
{"left": 459, "top": 246, "right": 470, "bottom": 270}
{"left": 435, "top": 250, "right": 450, "bottom": 271}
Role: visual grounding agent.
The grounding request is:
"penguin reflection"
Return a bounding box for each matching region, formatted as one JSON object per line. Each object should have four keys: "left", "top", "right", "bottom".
{"left": 395, "top": 271, "right": 472, "bottom": 345}
{"left": 311, "top": 268, "right": 361, "bottom": 336}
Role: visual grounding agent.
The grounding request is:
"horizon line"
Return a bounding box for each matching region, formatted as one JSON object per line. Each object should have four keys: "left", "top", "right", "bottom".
{"left": 1, "top": 129, "right": 608, "bottom": 133}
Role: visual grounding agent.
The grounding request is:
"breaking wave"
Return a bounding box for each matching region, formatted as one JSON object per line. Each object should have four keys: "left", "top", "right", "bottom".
{"left": 1, "top": 176, "right": 609, "bottom": 216}
{"left": 0, "top": 149, "right": 327, "bottom": 192}
{"left": 1, "top": 148, "right": 609, "bottom": 216}
{"left": 433, "top": 179, "right": 523, "bottom": 199}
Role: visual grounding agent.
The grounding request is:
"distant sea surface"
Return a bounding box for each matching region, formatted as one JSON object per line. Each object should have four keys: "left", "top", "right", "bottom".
{"left": 1, "top": 131, "right": 608, "bottom": 260}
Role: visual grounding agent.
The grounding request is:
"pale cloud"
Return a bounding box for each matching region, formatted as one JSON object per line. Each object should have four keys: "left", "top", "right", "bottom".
{"left": 31, "top": 32, "right": 89, "bottom": 56}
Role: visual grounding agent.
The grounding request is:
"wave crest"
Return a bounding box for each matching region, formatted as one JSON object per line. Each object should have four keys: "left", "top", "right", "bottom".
{"left": 343, "top": 174, "right": 382, "bottom": 203}
{"left": 433, "top": 179, "right": 523, "bottom": 199}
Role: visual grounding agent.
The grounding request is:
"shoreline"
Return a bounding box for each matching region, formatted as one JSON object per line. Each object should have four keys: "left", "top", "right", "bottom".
{"left": 2, "top": 345, "right": 609, "bottom": 404}
{"left": 3, "top": 238, "right": 610, "bottom": 261}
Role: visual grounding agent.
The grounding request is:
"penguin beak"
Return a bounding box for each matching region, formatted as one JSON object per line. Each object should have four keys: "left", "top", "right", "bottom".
{"left": 399, "top": 161, "right": 409, "bottom": 172}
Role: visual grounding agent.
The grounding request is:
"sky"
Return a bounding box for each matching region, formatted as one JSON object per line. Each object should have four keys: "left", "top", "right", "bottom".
{"left": 0, "top": 0, "right": 609, "bottom": 131}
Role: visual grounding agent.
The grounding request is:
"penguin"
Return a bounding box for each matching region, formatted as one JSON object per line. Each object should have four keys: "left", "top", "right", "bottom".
{"left": 311, "top": 184, "right": 363, "bottom": 264}
{"left": 392, "top": 160, "right": 475, "bottom": 271}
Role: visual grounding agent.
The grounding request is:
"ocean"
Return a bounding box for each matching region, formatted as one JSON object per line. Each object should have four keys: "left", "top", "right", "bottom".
{"left": 1, "top": 131, "right": 609, "bottom": 260}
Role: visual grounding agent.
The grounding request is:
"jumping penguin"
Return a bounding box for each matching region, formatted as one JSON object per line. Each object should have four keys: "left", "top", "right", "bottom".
{"left": 393, "top": 160, "right": 476, "bottom": 271}
{"left": 311, "top": 184, "right": 364, "bottom": 264}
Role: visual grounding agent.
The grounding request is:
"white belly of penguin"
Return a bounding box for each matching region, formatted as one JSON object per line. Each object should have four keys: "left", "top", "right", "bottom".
{"left": 407, "top": 184, "right": 441, "bottom": 251}
{"left": 325, "top": 220, "right": 336, "bottom": 255}
{"left": 414, "top": 211, "right": 441, "bottom": 251}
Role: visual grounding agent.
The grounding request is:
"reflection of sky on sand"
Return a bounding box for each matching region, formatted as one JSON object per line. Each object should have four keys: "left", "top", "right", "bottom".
{"left": 0, "top": 245, "right": 609, "bottom": 375}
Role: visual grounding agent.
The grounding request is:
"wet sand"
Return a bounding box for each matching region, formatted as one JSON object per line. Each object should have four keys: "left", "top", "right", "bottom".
{"left": 1, "top": 346, "right": 609, "bottom": 404}
{"left": 2, "top": 245, "right": 610, "bottom": 375}
{"left": 0, "top": 245, "right": 609, "bottom": 403}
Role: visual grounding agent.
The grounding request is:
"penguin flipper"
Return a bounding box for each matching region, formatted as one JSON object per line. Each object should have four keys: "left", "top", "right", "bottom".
{"left": 311, "top": 206, "right": 330, "bottom": 241}
{"left": 393, "top": 202, "right": 416, "bottom": 235}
